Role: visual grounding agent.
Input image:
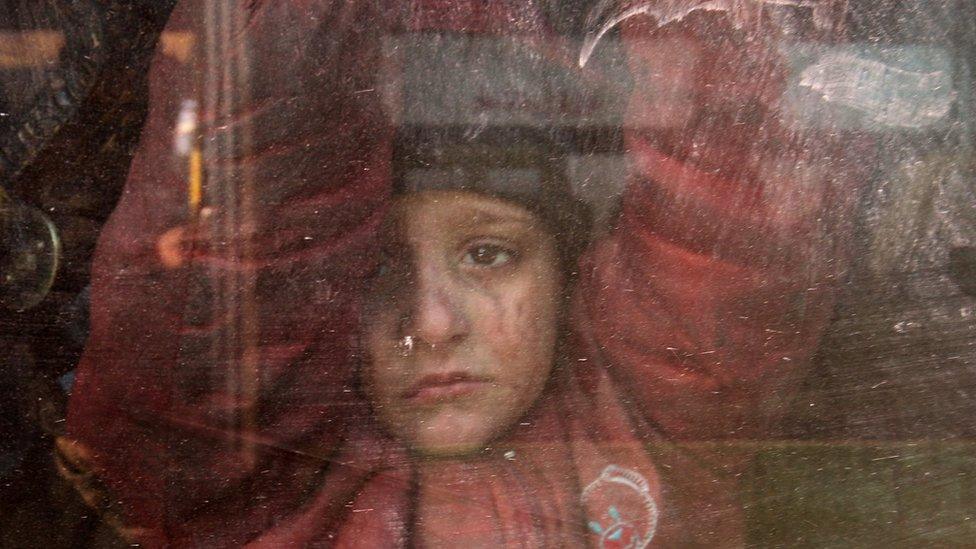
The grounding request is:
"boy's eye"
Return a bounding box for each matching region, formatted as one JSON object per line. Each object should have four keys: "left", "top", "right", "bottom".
{"left": 461, "top": 243, "right": 517, "bottom": 268}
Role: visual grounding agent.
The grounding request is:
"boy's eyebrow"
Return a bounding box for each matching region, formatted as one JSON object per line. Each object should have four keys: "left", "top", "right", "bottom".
{"left": 460, "top": 207, "right": 536, "bottom": 227}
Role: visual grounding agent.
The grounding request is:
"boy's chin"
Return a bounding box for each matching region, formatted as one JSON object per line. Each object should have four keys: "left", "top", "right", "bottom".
{"left": 407, "top": 433, "right": 493, "bottom": 459}
{"left": 383, "top": 407, "right": 529, "bottom": 459}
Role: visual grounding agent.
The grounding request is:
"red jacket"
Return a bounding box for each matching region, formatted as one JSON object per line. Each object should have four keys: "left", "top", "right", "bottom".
{"left": 66, "top": 1, "right": 862, "bottom": 546}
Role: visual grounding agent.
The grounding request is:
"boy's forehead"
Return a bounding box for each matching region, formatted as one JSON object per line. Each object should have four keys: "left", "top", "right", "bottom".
{"left": 393, "top": 191, "right": 540, "bottom": 232}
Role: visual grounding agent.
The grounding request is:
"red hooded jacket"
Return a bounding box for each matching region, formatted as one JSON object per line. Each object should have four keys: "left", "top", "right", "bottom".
{"left": 65, "top": 1, "right": 863, "bottom": 546}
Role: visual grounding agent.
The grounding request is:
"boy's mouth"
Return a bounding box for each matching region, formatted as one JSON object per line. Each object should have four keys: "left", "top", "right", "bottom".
{"left": 402, "top": 372, "right": 491, "bottom": 404}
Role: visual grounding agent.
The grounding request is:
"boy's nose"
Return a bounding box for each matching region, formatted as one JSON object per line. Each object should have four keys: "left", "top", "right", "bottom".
{"left": 402, "top": 263, "right": 470, "bottom": 349}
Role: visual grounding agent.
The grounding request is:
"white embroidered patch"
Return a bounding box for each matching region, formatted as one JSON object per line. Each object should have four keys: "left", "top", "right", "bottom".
{"left": 582, "top": 465, "right": 659, "bottom": 548}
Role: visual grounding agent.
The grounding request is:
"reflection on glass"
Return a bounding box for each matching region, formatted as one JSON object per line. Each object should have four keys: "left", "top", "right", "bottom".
{"left": 0, "top": 191, "right": 59, "bottom": 312}
{"left": 0, "top": 1, "right": 974, "bottom": 547}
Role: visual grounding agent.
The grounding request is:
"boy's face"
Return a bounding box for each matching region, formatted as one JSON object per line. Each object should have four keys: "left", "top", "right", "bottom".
{"left": 363, "top": 190, "right": 561, "bottom": 457}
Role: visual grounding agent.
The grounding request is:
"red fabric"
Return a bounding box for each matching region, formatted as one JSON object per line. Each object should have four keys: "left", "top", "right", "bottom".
{"left": 66, "top": 1, "right": 864, "bottom": 546}
{"left": 67, "top": 1, "right": 393, "bottom": 545}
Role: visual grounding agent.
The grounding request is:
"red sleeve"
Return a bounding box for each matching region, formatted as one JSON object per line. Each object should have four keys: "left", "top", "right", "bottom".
{"left": 65, "top": 2, "right": 392, "bottom": 545}
{"left": 573, "top": 14, "right": 868, "bottom": 440}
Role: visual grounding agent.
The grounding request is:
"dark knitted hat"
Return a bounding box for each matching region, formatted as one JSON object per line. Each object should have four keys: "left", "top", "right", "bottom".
{"left": 388, "top": 28, "right": 597, "bottom": 272}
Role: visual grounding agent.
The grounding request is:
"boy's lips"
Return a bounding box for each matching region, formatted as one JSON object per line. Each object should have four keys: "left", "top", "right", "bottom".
{"left": 402, "top": 372, "right": 492, "bottom": 404}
